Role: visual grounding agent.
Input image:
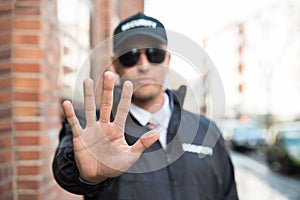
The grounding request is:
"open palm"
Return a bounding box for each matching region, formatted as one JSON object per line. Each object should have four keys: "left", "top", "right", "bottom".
{"left": 62, "top": 71, "right": 160, "bottom": 183}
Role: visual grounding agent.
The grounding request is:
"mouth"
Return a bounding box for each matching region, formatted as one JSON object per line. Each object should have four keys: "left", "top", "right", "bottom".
{"left": 135, "top": 77, "right": 155, "bottom": 85}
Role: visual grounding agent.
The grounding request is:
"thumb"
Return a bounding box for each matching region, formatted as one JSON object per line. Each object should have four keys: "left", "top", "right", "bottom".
{"left": 131, "top": 130, "right": 160, "bottom": 153}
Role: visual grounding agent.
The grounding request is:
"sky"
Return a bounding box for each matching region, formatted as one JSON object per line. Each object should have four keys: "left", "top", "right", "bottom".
{"left": 144, "top": 0, "right": 276, "bottom": 43}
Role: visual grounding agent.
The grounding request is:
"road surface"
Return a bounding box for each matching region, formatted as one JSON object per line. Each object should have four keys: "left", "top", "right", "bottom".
{"left": 231, "top": 151, "right": 300, "bottom": 200}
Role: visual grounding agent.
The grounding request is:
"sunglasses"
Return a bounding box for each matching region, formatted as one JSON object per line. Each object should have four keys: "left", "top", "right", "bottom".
{"left": 118, "top": 48, "right": 166, "bottom": 67}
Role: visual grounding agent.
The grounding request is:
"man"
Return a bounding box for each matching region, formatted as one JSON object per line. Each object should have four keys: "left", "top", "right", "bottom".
{"left": 53, "top": 12, "right": 239, "bottom": 200}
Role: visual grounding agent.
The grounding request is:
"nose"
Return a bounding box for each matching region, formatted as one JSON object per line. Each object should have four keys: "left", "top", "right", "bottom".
{"left": 139, "top": 51, "right": 149, "bottom": 65}
{"left": 137, "top": 51, "right": 150, "bottom": 72}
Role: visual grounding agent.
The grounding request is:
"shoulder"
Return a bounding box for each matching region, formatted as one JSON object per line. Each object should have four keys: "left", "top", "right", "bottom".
{"left": 181, "top": 110, "right": 224, "bottom": 146}
{"left": 181, "top": 110, "right": 217, "bottom": 130}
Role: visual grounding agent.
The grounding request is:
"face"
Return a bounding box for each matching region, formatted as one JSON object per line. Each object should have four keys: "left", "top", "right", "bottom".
{"left": 113, "top": 36, "right": 170, "bottom": 105}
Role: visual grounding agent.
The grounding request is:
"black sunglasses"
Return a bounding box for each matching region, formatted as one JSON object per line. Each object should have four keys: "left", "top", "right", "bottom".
{"left": 118, "top": 48, "right": 166, "bottom": 67}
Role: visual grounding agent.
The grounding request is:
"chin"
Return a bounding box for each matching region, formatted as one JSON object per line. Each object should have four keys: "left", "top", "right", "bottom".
{"left": 133, "top": 85, "right": 161, "bottom": 101}
{"left": 133, "top": 91, "right": 156, "bottom": 101}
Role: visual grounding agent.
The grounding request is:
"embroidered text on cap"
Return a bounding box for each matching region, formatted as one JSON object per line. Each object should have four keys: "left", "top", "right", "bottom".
{"left": 121, "top": 19, "right": 157, "bottom": 32}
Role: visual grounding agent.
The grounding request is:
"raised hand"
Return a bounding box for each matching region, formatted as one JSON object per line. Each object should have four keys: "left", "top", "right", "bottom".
{"left": 62, "top": 71, "right": 160, "bottom": 183}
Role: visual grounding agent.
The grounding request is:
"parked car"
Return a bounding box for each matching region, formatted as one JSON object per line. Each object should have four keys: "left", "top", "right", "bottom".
{"left": 222, "top": 119, "right": 266, "bottom": 151}
{"left": 265, "top": 122, "right": 300, "bottom": 173}
{"left": 231, "top": 124, "right": 266, "bottom": 151}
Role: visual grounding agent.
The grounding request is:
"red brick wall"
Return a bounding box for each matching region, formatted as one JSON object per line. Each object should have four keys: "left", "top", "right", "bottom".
{"left": 0, "top": 0, "right": 80, "bottom": 199}
{"left": 0, "top": 1, "right": 15, "bottom": 199}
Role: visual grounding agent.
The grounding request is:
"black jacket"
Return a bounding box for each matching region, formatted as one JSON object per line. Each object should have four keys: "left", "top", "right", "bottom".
{"left": 52, "top": 86, "right": 238, "bottom": 200}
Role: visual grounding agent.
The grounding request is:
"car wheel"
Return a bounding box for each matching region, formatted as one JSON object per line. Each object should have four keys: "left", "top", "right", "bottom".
{"left": 269, "top": 160, "right": 292, "bottom": 174}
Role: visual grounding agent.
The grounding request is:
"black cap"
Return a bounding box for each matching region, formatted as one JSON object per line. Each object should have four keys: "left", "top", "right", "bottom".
{"left": 113, "top": 12, "right": 168, "bottom": 52}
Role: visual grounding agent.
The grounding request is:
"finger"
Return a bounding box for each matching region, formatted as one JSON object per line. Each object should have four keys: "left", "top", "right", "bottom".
{"left": 94, "top": 78, "right": 103, "bottom": 109}
{"left": 94, "top": 69, "right": 115, "bottom": 109}
{"left": 99, "top": 71, "right": 115, "bottom": 123}
{"left": 114, "top": 81, "right": 133, "bottom": 130}
{"left": 131, "top": 130, "right": 160, "bottom": 153}
{"left": 83, "top": 79, "right": 96, "bottom": 127}
{"left": 62, "top": 100, "right": 82, "bottom": 138}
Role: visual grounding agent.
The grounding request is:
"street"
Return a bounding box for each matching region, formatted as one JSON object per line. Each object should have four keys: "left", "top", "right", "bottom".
{"left": 231, "top": 151, "right": 300, "bottom": 200}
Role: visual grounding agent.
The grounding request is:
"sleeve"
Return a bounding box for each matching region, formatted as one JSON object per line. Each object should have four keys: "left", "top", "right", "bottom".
{"left": 223, "top": 156, "right": 239, "bottom": 200}
{"left": 52, "top": 109, "right": 115, "bottom": 195}
{"left": 211, "top": 121, "right": 239, "bottom": 200}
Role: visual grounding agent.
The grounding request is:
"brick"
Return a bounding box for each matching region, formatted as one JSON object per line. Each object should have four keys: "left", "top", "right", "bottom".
{"left": 14, "top": 106, "right": 40, "bottom": 117}
{"left": 15, "top": 135, "right": 50, "bottom": 145}
{"left": 14, "top": 91, "right": 58, "bottom": 103}
{"left": 0, "top": 107, "right": 12, "bottom": 119}
{"left": 13, "top": 77, "right": 40, "bottom": 89}
{"left": 18, "top": 193, "right": 37, "bottom": 200}
{"left": 0, "top": 76, "right": 11, "bottom": 89}
{"left": 16, "top": 150, "right": 39, "bottom": 160}
{"left": 12, "top": 62, "right": 41, "bottom": 73}
{"left": 0, "top": 48, "right": 11, "bottom": 60}
{"left": 15, "top": 5, "right": 40, "bottom": 16}
{"left": 13, "top": 33, "right": 40, "bottom": 45}
{"left": 0, "top": 2, "right": 13, "bottom": 16}
{"left": 0, "top": 32, "right": 11, "bottom": 45}
{"left": 0, "top": 165, "right": 13, "bottom": 182}
{"left": 0, "top": 91, "right": 12, "bottom": 104}
{"left": 0, "top": 150, "right": 12, "bottom": 163}
{"left": 13, "top": 48, "right": 42, "bottom": 59}
{"left": 16, "top": 135, "right": 39, "bottom": 145}
{"left": 0, "top": 134, "right": 11, "bottom": 149}
{"left": 17, "top": 0, "right": 41, "bottom": 2}
{"left": 0, "top": 179, "right": 13, "bottom": 197}
{"left": 17, "top": 179, "right": 40, "bottom": 190}
{"left": 0, "top": 120, "right": 11, "bottom": 132}
{"left": 0, "top": 62, "right": 11, "bottom": 75}
{"left": 17, "top": 163, "right": 48, "bottom": 175}
{"left": 0, "top": 17, "right": 12, "bottom": 30}
{"left": 0, "top": 134, "right": 11, "bottom": 148}
{"left": 15, "top": 121, "right": 40, "bottom": 131}
{"left": 17, "top": 165, "right": 39, "bottom": 176}
{"left": 14, "top": 18, "right": 41, "bottom": 30}
{"left": 14, "top": 91, "right": 39, "bottom": 101}
{"left": 1, "top": 192, "right": 13, "bottom": 200}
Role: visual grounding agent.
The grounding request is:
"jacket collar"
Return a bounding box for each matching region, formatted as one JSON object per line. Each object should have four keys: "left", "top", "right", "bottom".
{"left": 112, "top": 85, "right": 186, "bottom": 113}
{"left": 111, "top": 85, "right": 186, "bottom": 145}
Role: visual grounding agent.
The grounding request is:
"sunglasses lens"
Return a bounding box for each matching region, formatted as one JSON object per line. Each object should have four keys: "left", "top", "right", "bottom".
{"left": 146, "top": 48, "right": 166, "bottom": 64}
{"left": 118, "top": 49, "right": 140, "bottom": 67}
{"left": 118, "top": 48, "right": 166, "bottom": 67}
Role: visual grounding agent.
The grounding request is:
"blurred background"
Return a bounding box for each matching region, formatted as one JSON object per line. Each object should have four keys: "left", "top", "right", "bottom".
{"left": 0, "top": 0, "right": 299, "bottom": 199}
